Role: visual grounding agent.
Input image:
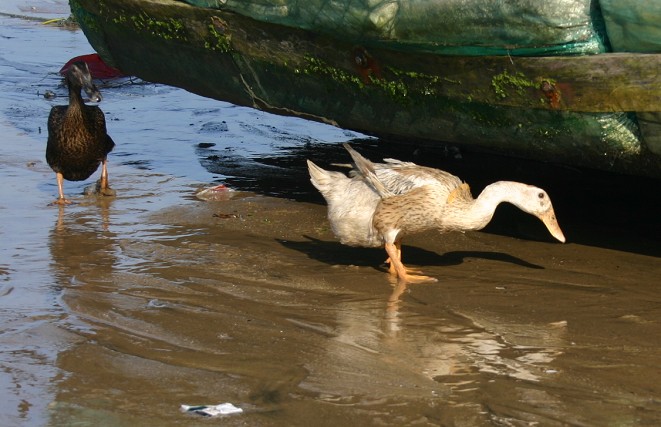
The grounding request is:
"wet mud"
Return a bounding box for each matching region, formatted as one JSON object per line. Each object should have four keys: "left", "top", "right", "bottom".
{"left": 1, "top": 3, "right": 660, "bottom": 426}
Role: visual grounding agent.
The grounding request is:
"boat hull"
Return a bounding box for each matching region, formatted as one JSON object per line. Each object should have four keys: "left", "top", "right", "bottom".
{"left": 70, "top": 0, "right": 661, "bottom": 177}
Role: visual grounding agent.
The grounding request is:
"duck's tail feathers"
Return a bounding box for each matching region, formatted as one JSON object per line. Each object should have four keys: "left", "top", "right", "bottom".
{"left": 307, "top": 159, "right": 334, "bottom": 193}
{"left": 342, "top": 143, "right": 394, "bottom": 198}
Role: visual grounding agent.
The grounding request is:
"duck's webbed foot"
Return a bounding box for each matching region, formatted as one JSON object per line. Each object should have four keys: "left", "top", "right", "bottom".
{"left": 386, "top": 259, "right": 424, "bottom": 276}
{"left": 398, "top": 271, "right": 438, "bottom": 284}
{"left": 384, "top": 242, "right": 437, "bottom": 284}
{"left": 84, "top": 179, "right": 116, "bottom": 197}
{"left": 49, "top": 197, "right": 72, "bottom": 206}
{"left": 94, "top": 159, "right": 115, "bottom": 197}
{"left": 390, "top": 263, "right": 438, "bottom": 283}
{"left": 97, "top": 183, "right": 116, "bottom": 197}
{"left": 50, "top": 173, "right": 72, "bottom": 205}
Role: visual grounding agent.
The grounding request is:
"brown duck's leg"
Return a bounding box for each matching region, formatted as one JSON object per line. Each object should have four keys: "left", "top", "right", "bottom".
{"left": 384, "top": 242, "right": 437, "bottom": 284}
{"left": 97, "top": 158, "right": 116, "bottom": 196}
{"left": 100, "top": 158, "right": 109, "bottom": 189}
{"left": 51, "top": 172, "right": 72, "bottom": 205}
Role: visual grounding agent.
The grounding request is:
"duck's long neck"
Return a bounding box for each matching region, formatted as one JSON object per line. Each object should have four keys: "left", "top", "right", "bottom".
{"left": 67, "top": 82, "right": 84, "bottom": 113}
{"left": 448, "top": 181, "right": 526, "bottom": 231}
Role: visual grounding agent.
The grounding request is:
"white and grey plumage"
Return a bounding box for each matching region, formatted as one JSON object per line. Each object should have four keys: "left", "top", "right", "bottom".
{"left": 308, "top": 143, "right": 565, "bottom": 283}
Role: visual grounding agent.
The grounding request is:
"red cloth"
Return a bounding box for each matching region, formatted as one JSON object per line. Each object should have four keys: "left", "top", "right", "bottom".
{"left": 59, "top": 54, "right": 124, "bottom": 79}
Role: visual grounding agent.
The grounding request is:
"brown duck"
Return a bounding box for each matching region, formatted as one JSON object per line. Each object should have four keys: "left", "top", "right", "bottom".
{"left": 46, "top": 61, "right": 115, "bottom": 204}
{"left": 308, "top": 143, "right": 565, "bottom": 283}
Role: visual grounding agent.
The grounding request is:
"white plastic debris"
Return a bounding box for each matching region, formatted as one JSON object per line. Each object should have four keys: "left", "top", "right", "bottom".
{"left": 146, "top": 299, "right": 169, "bottom": 309}
{"left": 195, "top": 184, "right": 234, "bottom": 201}
{"left": 181, "top": 403, "right": 243, "bottom": 417}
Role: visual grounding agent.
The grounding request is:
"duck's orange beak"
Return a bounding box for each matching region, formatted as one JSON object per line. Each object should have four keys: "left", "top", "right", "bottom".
{"left": 539, "top": 208, "right": 566, "bottom": 243}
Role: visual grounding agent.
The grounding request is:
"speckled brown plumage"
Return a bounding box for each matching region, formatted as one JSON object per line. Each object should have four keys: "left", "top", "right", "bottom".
{"left": 46, "top": 61, "right": 115, "bottom": 204}
{"left": 308, "top": 144, "right": 565, "bottom": 284}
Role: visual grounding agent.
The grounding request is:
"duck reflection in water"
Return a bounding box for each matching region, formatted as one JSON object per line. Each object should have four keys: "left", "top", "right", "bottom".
{"left": 50, "top": 199, "right": 116, "bottom": 287}
{"left": 309, "top": 277, "right": 568, "bottom": 404}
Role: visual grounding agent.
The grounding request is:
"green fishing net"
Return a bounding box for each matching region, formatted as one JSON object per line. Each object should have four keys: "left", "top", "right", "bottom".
{"left": 182, "top": 0, "right": 608, "bottom": 55}
{"left": 600, "top": 0, "right": 661, "bottom": 52}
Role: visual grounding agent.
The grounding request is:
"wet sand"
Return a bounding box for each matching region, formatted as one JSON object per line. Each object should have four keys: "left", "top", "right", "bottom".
{"left": 1, "top": 3, "right": 660, "bottom": 426}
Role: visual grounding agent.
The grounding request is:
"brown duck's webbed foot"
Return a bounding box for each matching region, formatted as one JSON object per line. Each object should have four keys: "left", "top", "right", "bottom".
{"left": 84, "top": 181, "right": 116, "bottom": 197}
{"left": 96, "top": 182, "right": 116, "bottom": 197}
{"left": 50, "top": 197, "right": 72, "bottom": 206}
{"left": 50, "top": 172, "right": 72, "bottom": 205}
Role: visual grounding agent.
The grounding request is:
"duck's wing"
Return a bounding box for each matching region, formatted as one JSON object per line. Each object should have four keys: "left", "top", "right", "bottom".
{"left": 45, "top": 106, "right": 69, "bottom": 166}
{"left": 376, "top": 158, "right": 463, "bottom": 195}
{"left": 104, "top": 134, "right": 116, "bottom": 155}
{"left": 89, "top": 106, "right": 107, "bottom": 131}
{"left": 88, "top": 106, "right": 115, "bottom": 154}
{"left": 47, "top": 106, "right": 67, "bottom": 136}
{"left": 343, "top": 143, "right": 395, "bottom": 198}
{"left": 343, "top": 143, "right": 465, "bottom": 199}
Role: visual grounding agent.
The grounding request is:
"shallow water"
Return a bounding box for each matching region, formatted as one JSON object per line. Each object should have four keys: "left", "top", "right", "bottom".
{"left": 1, "top": 3, "right": 660, "bottom": 426}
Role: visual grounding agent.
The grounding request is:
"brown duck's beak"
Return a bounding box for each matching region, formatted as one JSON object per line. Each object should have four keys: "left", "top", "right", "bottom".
{"left": 539, "top": 209, "right": 566, "bottom": 243}
{"left": 83, "top": 83, "right": 102, "bottom": 103}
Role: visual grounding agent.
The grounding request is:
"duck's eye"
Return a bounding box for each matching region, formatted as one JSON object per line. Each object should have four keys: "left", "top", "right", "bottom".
{"left": 538, "top": 192, "right": 545, "bottom": 199}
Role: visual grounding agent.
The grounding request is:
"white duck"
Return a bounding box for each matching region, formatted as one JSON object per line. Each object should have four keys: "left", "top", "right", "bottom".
{"left": 307, "top": 143, "right": 565, "bottom": 283}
